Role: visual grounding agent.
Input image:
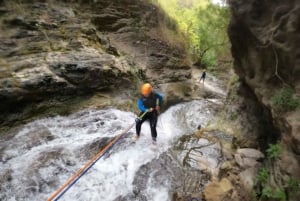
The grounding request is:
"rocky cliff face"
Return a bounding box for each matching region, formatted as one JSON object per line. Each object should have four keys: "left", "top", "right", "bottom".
{"left": 228, "top": 0, "right": 300, "bottom": 198}
{"left": 0, "top": 0, "right": 191, "bottom": 127}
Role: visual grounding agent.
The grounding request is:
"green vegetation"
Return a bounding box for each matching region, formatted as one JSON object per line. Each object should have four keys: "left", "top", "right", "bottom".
{"left": 255, "top": 167, "right": 291, "bottom": 201}
{"left": 287, "top": 178, "right": 299, "bottom": 193}
{"left": 256, "top": 168, "right": 269, "bottom": 184}
{"left": 153, "top": 0, "right": 230, "bottom": 68}
{"left": 229, "top": 112, "right": 238, "bottom": 121}
{"left": 261, "top": 186, "right": 273, "bottom": 198}
{"left": 228, "top": 74, "right": 240, "bottom": 86}
{"left": 266, "top": 142, "right": 282, "bottom": 159}
{"left": 254, "top": 145, "right": 299, "bottom": 201}
{"left": 261, "top": 187, "right": 287, "bottom": 201}
{"left": 272, "top": 86, "right": 300, "bottom": 112}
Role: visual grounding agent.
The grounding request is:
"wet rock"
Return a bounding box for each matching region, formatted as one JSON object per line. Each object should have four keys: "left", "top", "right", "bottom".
{"left": 238, "top": 167, "right": 257, "bottom": 192}
{"left": 236, "top": 148, "right": 264, "bottom": 159}
{"left": 4, "top": 16, "right": 38, "bottom": 30}
{"left": 0, "top": 0, "right": 192, "bottom": 128}
{"left": 234, "top": 148, "right": 264, "bottom": 169}
{"left": 204, "top": 178, "right": 233, "bottom": 201}
{"left": 161, "top": 81, "right": 193, "bottom": 108}
{"left": 228, "top": 0, "right": 300, "bottom": 187}
{"left": 279, "top": 149, "right": 300, "bottom": 178}
{"left": 175, "top": 135, "right": 222, "bottom": 176}
{"left": 80, "top": 137, "right": 112, "bottom": 159}
{"left": 133, "top": 152, "right": 209, "bottom": 199}
{"left": 1, "top": 125, "right": 54, "bottom": 154}
{"left": 172, "top": 192, "right": 202, "bottom": 201}
{"left": 113, "top": 194, "right": 147, "bottom": 201}
{"left": 0, "top": 169, "right": 12, "bottom": 182}
{"left": 0, "top": 169, "right": 13, "bottom": 201}
{"left": 92, "top": 13, "right": 128, "bottom": 32}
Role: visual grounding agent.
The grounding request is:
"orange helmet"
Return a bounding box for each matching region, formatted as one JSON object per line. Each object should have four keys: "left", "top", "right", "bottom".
{"left": 141, "top": 83, "right": 152, "bottom": 96}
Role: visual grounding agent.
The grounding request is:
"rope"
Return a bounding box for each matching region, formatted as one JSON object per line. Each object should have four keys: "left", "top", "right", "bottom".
{"left": 47, "top": 120, "right": 137, "bottom": 201}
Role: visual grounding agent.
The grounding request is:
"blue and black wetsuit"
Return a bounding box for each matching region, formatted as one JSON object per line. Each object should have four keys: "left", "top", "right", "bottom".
{"left": 136, "top": 92, "right": 163, "bottom": 141}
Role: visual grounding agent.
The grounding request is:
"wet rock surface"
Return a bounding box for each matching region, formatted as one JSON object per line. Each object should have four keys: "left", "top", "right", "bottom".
{"left": 228, "top": 0, "right": 300, "bottom": 199}
{"left": 0, "top": 0, "right": 191, "bottom": 127}
{"left": 0, "top": 99, "right": 228, "bottom": 201}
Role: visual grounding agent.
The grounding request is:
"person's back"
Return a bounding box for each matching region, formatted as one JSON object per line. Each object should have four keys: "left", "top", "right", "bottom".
{"left": 200, "top": 70, "right": 206, "bottom": 84}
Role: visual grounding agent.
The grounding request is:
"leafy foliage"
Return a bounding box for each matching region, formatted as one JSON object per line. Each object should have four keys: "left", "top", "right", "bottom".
{"left": 266, "top": 142, "right": 282, "bottom": 159}
{"left": 287, "top": 178, "right": 299, "bottom": 193}
{"left": 261, "top": 187, "right": 287, "bottom": 201}
{"left": 153, "top": 0, "right": 230, "bottom": 67}
{"left": 273, "top": 188, "right": 287, "bottom": 201}
{"left": 261, "top": 186, "right": 273, "bottom": 198}
{"left": 255, "top": 164, "right": 299, "bottom": 201}
{"left": 256, "top": 168, "right": 269, "bottom": 184}
{"left": 272, "top": 86, "right": 300, "bottom": 112}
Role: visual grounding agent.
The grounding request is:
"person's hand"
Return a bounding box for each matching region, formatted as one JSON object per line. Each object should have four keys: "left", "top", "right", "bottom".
{"left": 135, "top": 118, "right": 141, "bottom": 123}
{"left": 148, "top": 108, "right": 154, "bottom": 112}
{"left": 155, "top": 105, "right": 160, "bottom": 114}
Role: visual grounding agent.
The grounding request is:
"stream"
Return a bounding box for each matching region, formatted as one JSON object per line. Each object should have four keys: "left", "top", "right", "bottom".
{"left": 0, "top": 99, "right": 225, "bottom": 201}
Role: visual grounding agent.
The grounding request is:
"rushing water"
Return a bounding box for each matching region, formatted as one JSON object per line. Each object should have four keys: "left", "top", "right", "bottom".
{"left": 0, "top": 100, "right": 221, "bottom": 201}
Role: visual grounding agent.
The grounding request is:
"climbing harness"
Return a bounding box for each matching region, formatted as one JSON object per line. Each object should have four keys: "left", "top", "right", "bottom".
{"left": 47, "top": 111, "right": 147, "bottom": 201}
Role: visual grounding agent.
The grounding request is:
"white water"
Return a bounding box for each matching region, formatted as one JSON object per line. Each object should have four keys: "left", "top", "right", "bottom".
{"left": 0, "top": 100, "right": 217, "bottom": 201}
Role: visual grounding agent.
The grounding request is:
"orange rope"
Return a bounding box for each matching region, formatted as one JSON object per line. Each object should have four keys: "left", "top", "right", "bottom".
{"left": 47, "top": 122, "right": 135, "bottom": 201}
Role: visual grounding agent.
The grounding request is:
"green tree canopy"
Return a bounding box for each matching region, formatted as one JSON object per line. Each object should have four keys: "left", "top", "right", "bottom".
{"left": 154, "top": 0, "right": 230, "bottom": 68}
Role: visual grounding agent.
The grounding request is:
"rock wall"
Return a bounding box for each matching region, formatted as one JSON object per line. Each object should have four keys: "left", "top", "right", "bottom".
{"left": 0, "top": 0, "right": 191, "bottom": 127}
{"left": 228, "top": 0, "right": 300, "bottom": 198}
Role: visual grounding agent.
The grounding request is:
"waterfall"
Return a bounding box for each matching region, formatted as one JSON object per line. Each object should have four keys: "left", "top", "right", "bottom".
{"left": 0, "top": 100, "right": 220, "bottom": 201}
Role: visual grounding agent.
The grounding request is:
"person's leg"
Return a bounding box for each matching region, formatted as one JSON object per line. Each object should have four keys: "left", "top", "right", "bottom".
{"left": 149, "top": 112, "right": 158, "bottom": 142}
{"left": 136, "top": 113, "right": 148, "bottom": 136}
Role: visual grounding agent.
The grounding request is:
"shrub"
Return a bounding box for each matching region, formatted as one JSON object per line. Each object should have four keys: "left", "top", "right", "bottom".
{"left": 266, "top": 143, "right": 282, "bottom": 159}
{"left": 272, "top": 86, "right": 300, "bottom": 112}
{"left": 256, "top": 168, "right": 269, "bottom": 184}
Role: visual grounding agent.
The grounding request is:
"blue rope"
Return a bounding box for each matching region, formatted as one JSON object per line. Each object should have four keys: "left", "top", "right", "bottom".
{"left": 53, "top": 125, "right": 133, "bottom": 200}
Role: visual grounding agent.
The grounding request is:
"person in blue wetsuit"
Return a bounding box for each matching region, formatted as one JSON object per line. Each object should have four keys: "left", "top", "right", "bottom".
{"left": 134, "top": 83, "right": 163, "bottom": 145}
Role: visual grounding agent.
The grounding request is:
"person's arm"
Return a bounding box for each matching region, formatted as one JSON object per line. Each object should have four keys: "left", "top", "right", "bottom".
{"left": 138, "top": 98, "right": 147, "bottom": 112}
{"left": 155, "top": 93, "right": 163, "bottom": 113}
{"left": 156, "top": 93, "right": 163, "bottom": 106}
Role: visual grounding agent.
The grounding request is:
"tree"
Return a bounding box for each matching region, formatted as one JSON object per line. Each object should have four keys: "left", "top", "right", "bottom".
{"left": 192, "top": 3, "right": 230, "bottom": 67}
{"left": 155, "top": 0, "right": 230, "bottom": 68}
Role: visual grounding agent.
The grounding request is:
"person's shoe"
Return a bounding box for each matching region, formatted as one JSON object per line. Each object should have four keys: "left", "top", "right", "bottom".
{"left": 151, "top": 139, "right": 157, "bottom": 150}
{"left": 132, "top": 134, "right": 140, "bottom": 142}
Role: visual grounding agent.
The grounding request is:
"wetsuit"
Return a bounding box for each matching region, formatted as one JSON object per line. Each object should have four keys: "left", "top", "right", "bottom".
{"left": 200, "top": 71, "right": 206, "bottom": 82}
{"left": 136, "top": 92, "right": 163, "bottom": 141}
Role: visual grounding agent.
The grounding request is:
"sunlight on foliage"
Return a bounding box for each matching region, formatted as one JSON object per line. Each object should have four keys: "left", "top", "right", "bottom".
{"left": 152, "top": 0, "right": 230, "bottom": 68}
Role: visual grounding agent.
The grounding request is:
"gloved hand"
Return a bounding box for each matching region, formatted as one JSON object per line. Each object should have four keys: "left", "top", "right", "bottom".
{"left": 135, "top": 118, "right": 141, "bottom": 124}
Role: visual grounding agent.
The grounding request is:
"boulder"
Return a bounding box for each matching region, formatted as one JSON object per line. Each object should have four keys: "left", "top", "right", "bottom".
{"left": 236, "top": 148, "right": 264, "bottom": 159}
{"left": 204, "top": 178, "right": 233, "bottom": 201}
{"left": 234, "top": 148, "right": 264, "bottom": 169}
{"left": 238, "top": 167, "right": 257, "bottom": 192}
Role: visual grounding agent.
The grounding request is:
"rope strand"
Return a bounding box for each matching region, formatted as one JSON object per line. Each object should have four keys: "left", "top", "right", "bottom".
{"left": 47, "top": 122, "right": 135, "bottom": 201}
